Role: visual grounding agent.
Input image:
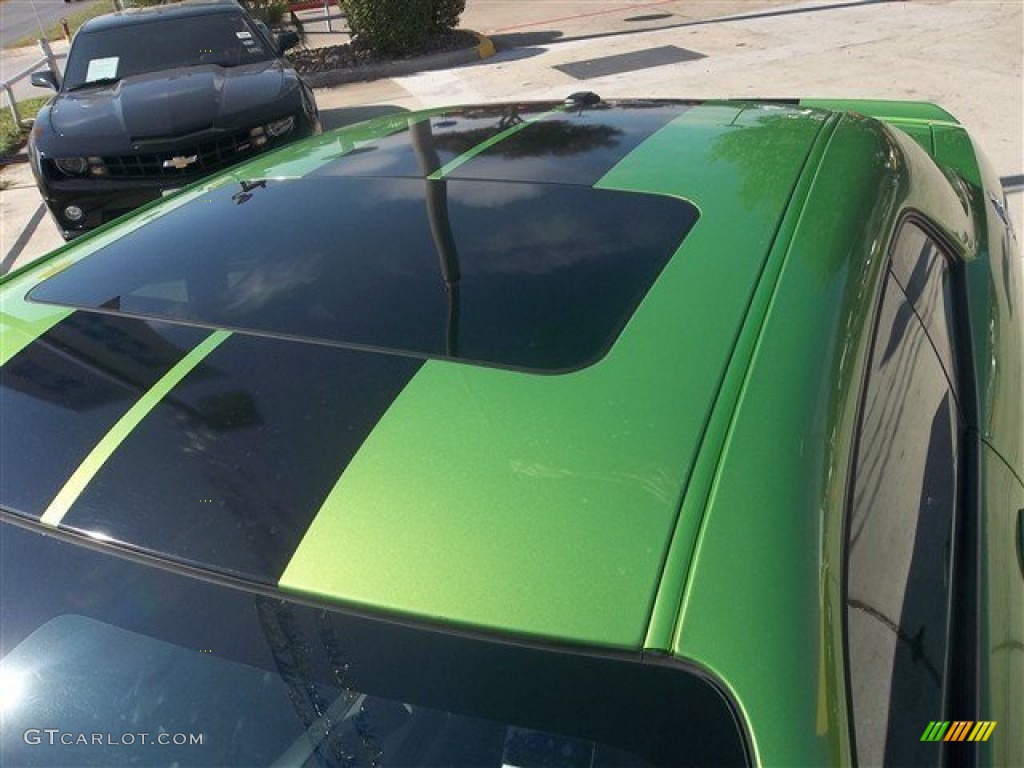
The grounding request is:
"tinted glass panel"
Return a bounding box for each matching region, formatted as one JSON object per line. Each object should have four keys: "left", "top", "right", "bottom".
{"left": 311, "top": 105, "right": 555, "bottom": 178}
{"left": 846, "top": 277, "right": 960, "bottom": 767}
{"left": 309, "top": 103, "right": 690, "bottom": 184}
{"left": 0, "top": 520, "right": 749, "bottom": 767}
{"left": 29, "top": 178, "right": 698, "bottom": 372}
{"left": 889, "top": 223, "right": 959, "bottom": 398}
{"left": 64, "top": 14, "right": 271, "bottom": 90}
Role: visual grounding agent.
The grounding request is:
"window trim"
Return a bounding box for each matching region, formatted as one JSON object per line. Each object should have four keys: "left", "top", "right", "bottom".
{"left": 839, "top": 210, "right": 978, "bottom": 767}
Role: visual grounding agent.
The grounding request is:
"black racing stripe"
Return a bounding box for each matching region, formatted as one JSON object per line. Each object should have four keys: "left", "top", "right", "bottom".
{"left": 445, "top": 102, "right": 692, "bottom": 186}
{"left": 311, "top": 104, "right": 557, "bottom": 179}
{"left": 0, "top": 313, "right": 209, "bottom": 519}
{"left": 60, "top": 334, "right": 423, "bottom": 583}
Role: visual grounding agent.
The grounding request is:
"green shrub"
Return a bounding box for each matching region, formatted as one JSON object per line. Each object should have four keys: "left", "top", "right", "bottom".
{"left": 428, "top": 0, "right": 465, "bottom": 32}
{"left": 341, "top": 0, "right": 433, "bottom": 54}
{"left": 240, "top": 0, "right": 288, "bottom": 25}
{"left": 127, "top": 0, "right": 286, "bottom": 22}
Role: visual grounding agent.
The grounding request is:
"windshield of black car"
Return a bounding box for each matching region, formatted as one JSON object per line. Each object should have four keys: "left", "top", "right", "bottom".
{"left": 63, "top": 13, "right": 272, "bottom": 90}
{"left": 0, "top": 519, "right": 749, "bottom": 767}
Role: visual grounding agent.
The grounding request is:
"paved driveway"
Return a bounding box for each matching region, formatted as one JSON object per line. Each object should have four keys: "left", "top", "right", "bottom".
{"left": 1, "top": 0, "right": 102, "bottom": 48}
{"left": 2, "top": 0, "right": 1022, "bottom": 271}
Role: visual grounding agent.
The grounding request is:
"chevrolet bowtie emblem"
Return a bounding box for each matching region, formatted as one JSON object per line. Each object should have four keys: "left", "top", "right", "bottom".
{"left": 163, "top": 155, "right": 198, "bottom": 170}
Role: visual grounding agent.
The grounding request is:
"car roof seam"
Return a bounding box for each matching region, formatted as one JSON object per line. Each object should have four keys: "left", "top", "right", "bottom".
{"left": 645, "top": 111, "right": 844, "bottom": 653}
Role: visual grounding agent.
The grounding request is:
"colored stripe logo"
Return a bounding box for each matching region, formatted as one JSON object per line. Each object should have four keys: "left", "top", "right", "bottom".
{"left": 921, "top": 721, "right": 997, "bottom": 742}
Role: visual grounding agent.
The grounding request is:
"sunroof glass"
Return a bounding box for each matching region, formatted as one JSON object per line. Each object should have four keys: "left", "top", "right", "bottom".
{"left": 29, "top": 177, "right": 698, "bottom": 372}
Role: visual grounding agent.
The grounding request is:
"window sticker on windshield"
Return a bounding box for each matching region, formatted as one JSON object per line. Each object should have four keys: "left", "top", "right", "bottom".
{"left": 236, "top": 31, "right": 252, "bottom": 39}
{"left": 501, "top": 727, "right": 595, "bottom": 768}
{"left": 85, "top": 57, "right": 118, "bottom": 82}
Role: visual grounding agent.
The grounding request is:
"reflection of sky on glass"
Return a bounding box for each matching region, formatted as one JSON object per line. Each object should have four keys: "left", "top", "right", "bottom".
{"left": 0, "top": 615, "right": 321, "bottom": 765}
{"left": 0, "top": 665, "right": 26, "bottom": 713}
{"left": 30, "top": 177, "right": 697, "bottom": 371}
{"left": 447, "top": 106, "right": 684, "bottom": 186}
{"left": 314, "top": 110, "right": 545, "bottom": 179}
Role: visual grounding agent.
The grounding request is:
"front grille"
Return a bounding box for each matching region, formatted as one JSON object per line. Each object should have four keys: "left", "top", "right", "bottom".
{"left": 102, "top": 129, "right": 261, "bottom": 179}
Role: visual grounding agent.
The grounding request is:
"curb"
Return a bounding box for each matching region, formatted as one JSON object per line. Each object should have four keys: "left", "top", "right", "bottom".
{"left": 303, "top": 30, "right": 495, "bottom": 88}
{"left": 0, "top": 149, "right": 30, "bottom": 165}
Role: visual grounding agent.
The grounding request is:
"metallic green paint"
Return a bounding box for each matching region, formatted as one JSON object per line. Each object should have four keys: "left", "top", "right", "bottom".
{"left": 977, "top": 443, "right": 1024, "bottom": 764}
{"left": 642, "top": 111, "right": 840, "bottom": 653}
{"left": 5, "top": 97, "right": 1020, "bottom": 767}
{"left": 280, "top": 104, "right": 829, "bottom": 648}
{"left": 798, "top": 99, "right": 966, "bottom": 166}
{"left": 670, "top": 115, "right": 988, "bottom": 766}
{"left": 799, "top": 98, "right": 959, "bottom": 126}
{"left": 667, "top": 115, "right": 897, "bottom": 767}
{"left": 38, "top": 329, "right": 230, "bottom": 528}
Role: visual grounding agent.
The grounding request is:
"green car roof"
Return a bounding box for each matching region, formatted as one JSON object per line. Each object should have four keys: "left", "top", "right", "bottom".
{"left": 1, "top": 100, "right": 832, "bottom": 650}
{"left": 2, "top": 96, "right": 1020, "bottom": 767}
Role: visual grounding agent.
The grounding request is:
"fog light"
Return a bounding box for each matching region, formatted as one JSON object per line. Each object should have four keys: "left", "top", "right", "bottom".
{"left": 64, "top": 205, "right": 84, "bottom": 222}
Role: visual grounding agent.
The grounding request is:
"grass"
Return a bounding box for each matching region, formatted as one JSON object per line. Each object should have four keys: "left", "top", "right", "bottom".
{"left": 0, "top": 96, "right": 49, "bottom": 157}
{"left": 6, "top": 2, "right": 113, "bottom": 48}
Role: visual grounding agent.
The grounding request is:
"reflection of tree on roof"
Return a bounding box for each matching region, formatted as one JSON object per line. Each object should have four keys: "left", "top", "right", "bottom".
{"left": 433, "top": 120, "right": 624, "bottom": 158}
{"left": 709, "top": 111, "right": 818, "bottom": 212}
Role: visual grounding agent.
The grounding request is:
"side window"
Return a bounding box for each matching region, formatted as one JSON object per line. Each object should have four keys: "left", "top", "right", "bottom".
{"left": 889, "top": 223, "right": 960, "bottom": 400}
{"left": 846, "top": 268, "right": 961, "bottom": 766}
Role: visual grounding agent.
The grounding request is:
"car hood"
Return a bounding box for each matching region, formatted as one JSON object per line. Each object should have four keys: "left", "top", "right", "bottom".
{"left": 46, "top": 61, "right": 292, "bottom": 149}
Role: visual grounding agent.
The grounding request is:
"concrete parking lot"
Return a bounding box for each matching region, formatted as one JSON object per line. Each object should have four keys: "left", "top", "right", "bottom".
{"left": 1, "top": 0, "right": 1022, "bottom": 270}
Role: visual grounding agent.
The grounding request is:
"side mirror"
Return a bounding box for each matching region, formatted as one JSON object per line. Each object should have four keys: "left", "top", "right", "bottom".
{"left": 276, "top": 31, "right": 300, "bottom": 54}
{"left": 31, "top": 70, "right": 59, "bottom": 91}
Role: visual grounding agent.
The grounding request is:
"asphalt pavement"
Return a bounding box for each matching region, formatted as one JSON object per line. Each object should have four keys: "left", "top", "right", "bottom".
{"left": 1, "top": 0, "right": 1022, "bottom": 271}
{"left": 0, "top": 0, "right": 104, "bottom": 48}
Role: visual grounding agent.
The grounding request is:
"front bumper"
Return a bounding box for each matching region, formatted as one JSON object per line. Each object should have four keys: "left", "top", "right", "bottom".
{"left": 40, "top": 176, "right": 192, "bottom": 239}
{"left": 36, "top": 116, "right": 318, "bottom": 239}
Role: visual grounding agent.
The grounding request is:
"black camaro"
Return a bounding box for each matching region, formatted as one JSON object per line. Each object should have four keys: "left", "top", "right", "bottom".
{"left": 28, "top": 0, "right": 320, "bottom": 239}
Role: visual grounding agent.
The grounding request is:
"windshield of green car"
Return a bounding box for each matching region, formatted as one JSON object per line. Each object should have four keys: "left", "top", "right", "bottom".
{"left": 0, "top": 518, "right": 749, "bottom": 767}
{"left": 63, "top": 13, "right": 272, "bottom": 91}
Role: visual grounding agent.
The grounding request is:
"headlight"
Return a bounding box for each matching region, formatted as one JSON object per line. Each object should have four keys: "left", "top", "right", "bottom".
{"left": 54, "top": 157, "right": 88, "bottom": 175}
{"left": 265, "top": 116, "right": 294, "bottom": 138}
